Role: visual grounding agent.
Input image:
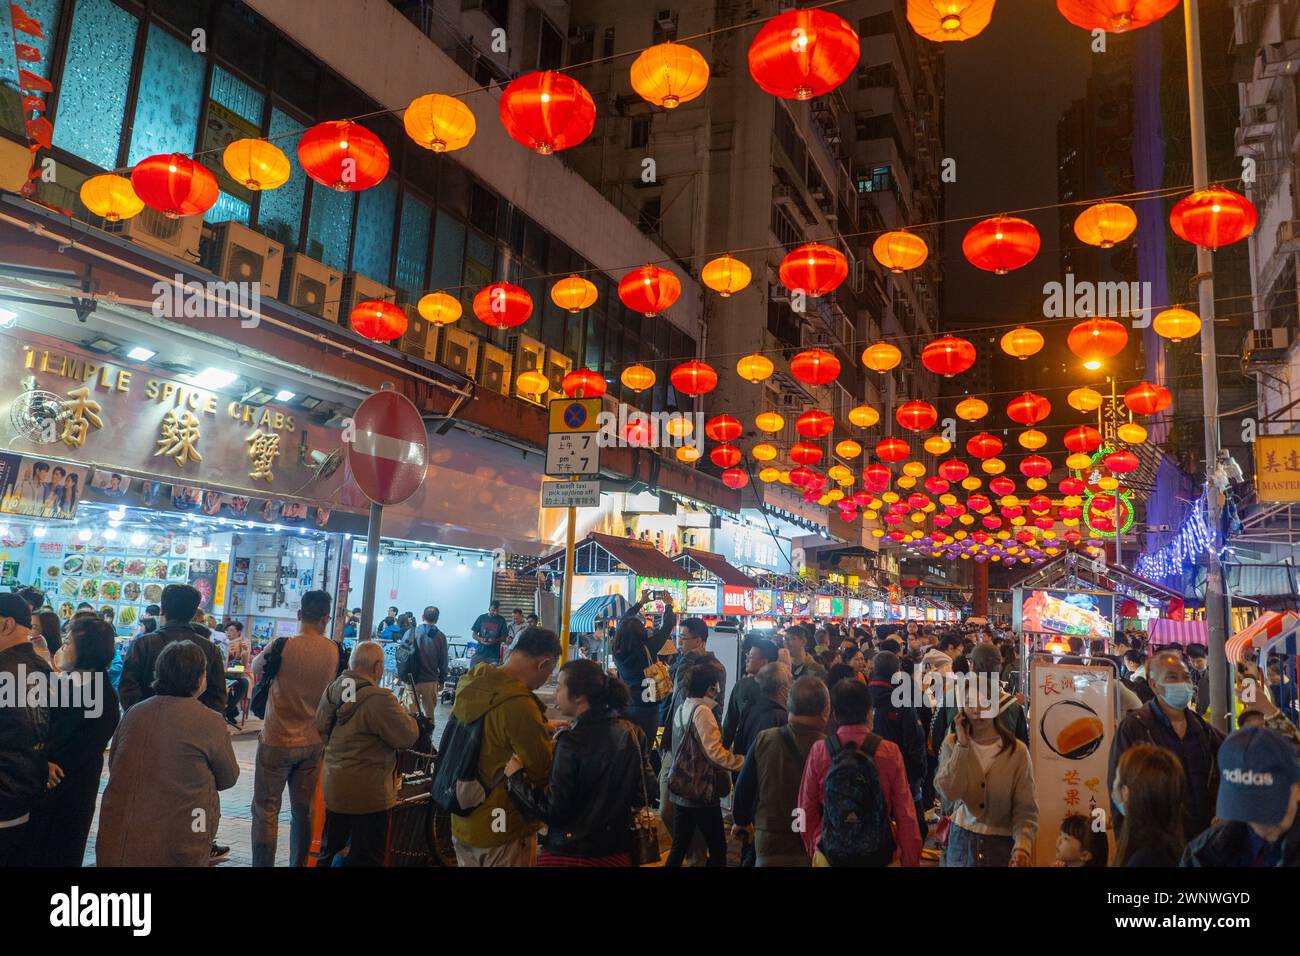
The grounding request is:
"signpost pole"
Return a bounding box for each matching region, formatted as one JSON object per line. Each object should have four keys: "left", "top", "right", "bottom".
{"left": 560, "top": 497, "right": 577, "bottom": 662}
{"left": 358, "top": 501, "right": 382, "bottom": 641}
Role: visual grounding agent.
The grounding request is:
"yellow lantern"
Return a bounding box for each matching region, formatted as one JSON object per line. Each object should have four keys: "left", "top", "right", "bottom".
{"left": 758, "top": 466, "right": 780, "bottom": 482}
{"left": 910, "top": 512, "right": 926, "bottom": 524}
{"left": 516, "top": 369, "right": 549, "bottom": 398}
{"left": 871, "top": 527, "right": 886, "bottom": 538}
{"left": 1152, "top": 307, "right": 1201, "bottom": 343}
{"left": 907, "top": 0, "right": 996, "bottom": 41}
{"left": 835, "top": 439, "right": 862, "bottom": 459}
{"left": 882, "top": 491, "right": 900, "bottom": 504}
{"left": 778, "top": 470, "right": 792, "bottom": 485}
{"left": 1000, "top": 326, "right": 1044, "bottom": 360}
{"left": 955, "top": 397, "right": 988, "bottom": 421}
{"left": 1067, "top": 387, "right": 1103, "bottom": 412}
{"left": 862, "top": 342, "right": 902, "bottom": 373}
{"left": 221, "top": 139, "right": 291, "bottom": 190}
{"left": 752, "top": 443, "right": 778, "bottom": 462}
{"left": 849, "top": 404, "right": 881, "bottom": 428}
{"left": 1010, "top": 516, "right": 1026, "bottom": 526}
{"left": 1097, "top": 476, "right": 1120, "bottom": 491}
{"left": 80, "top": 174, "right": 145, "bottom": 221}
{"left": 1073, "top": 201, "right": 1137, "bottom": 249}
{"left": 620, "top": 364, "right": 657, "bottom": 393}
{"left": 939, "top": 493, "right": 957, "bottom": 506}
{"left": 828, "top": 489, "right": 845, "bottom": 502}
{"left": 1063, "top": 517, "right": 1080, "bottom": 527}
{"left": 959, "top": 514, "right": 975, "bottom": 525}
{"left": 628, "top": 42, "right": 710, "bottom": 109}
{"left": 404, "top": 93, "right": 476, "bottom": 152}
{"left": 1063, "top": 495, "right": 1083, "bottom": 507}
{"left": 864, "top": 509, "right": 879, "bottom": 520}
{"left": 902, "top": 461, "right": 927, "bottom": 478}
{"left": 1065, "top": 452, "right": 1092, "bottom": 471}
{"left": 872, "top": 230, "right": 929, "bottom": 272}
{"left": 837, "top": 474, "right": 855, "bottom": 487}
{"left": 982, "top": 457, "right": 1006, "bottom": 475}
{"left": 1000, "top": 494, "right": 1020, "bottom": 508}
{"left": 677, "top": 445, "right": 701, "bottom": 463}
{"left": 551, "top": 275, "right": 598, "bottom": 313}
{"left": 896, "top": 475, "right": 917, "bottom": 489}
{"left": 961, "top": 476, "right": 982, "bottom": 491}
{"left": 417, "top": 291, "right": 462, "bottom": 326}
{"left": 828, "top": 464, "right": 852, "bottom": 482}
{"left": 736, "top": 353, "right": 775, "bottom": 383}
{"left": 996, "top": 530, "right": 1011, "bottom": 540}
{"left": 665, "top": 416, "right": 694, "bottom": 438}
{"left": 755, "top": 411, "right": 785, "bottom": 433}
{"left": 924, "top": 435, "right": 952, "bottom": 455}
{"left": 1026, "top": 477, "right": 1047, "bottom": 491}
{"left": 702, "top": 255, "right": 752, "bottom": 297}
{"left": 1118, "top": 422, "right": 1148, "bottom": 444}
{"left": 868, "top": 498, "right": 883, "bottom": 510}
{"left": 1018, "top": 429, "right": 1047, "bottom": 450}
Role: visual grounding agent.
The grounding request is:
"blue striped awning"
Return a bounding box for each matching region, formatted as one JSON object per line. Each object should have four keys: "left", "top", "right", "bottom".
{"left": 571, "top": 594, "right": 630, "bottom": 633}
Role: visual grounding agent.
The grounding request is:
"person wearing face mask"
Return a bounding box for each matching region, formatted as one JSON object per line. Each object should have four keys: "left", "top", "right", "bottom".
{"left": 1112, "top": 743, "right": 1187, "bottom": 866}
{"left": 1108, "top": 649, "right": 1223, "bottom": 842}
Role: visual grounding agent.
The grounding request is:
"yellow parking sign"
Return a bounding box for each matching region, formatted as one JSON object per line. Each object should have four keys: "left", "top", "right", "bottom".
{"left": 548, "top": 397, "right": 601, "bottom": 434}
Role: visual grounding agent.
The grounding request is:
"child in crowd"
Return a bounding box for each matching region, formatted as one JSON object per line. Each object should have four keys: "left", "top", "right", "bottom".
{"left": 1053, "top": 812, "right": 1108, "bottom": 867}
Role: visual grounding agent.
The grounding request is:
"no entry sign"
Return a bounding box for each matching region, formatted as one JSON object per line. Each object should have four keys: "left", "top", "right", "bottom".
{"left": 347, "top": 389, "right": 428, "bottom": 505}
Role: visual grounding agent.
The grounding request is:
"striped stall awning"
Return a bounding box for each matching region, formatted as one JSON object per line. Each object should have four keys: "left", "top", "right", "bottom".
{"left": 1226, "top": 611, "right": 1300, "bottom": 664}
{"left": 571, "top": 594, "right": 630, "bottom": 634}
{"left": 1149, "top": 618, "right": 1209, "bottom": 646}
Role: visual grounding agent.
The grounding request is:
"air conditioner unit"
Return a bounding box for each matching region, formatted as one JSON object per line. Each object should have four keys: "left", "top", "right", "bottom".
{"left": 398, "top": 303, "right": 430, "bottom": 361}
{"left": 1244, "top": 327, "right": 1289, "bottom": 368}
{"left": 478, "top": 341, "right": 513, "bottom": 396}
{"left": 280, "top": 254, "right": 343, "bottom": 323}
{"left": 543, "top": 348, "right": 573, "bottom": 401}
{"left": 106, "top": 207, "right": 203, "bottom": 263}
{"left": 1277, "top": 220, "right": 1300, "bottom": 253}
{"left": 423, "top": 324, "right": 441, "bottom": 364}
{"left": 202, "top": 221, "right": 284, "bottom": 297}
{"left": 507, "top": 330, "right": 545, "bottom": 372}
{"left": 439, "top": 326, "right": 480, "bottom": 379}
{"left": 340, "top": 273, "right": 396, "bottom": 329}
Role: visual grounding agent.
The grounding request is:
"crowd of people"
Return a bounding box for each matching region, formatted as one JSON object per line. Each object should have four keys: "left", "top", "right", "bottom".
{"left": 1, "top": 579, "right": 1297, "bottom": 868}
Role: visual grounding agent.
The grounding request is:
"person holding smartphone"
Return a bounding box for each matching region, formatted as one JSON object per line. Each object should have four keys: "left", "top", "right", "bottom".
{"left": 611, "top": 589, "right": 676, "bottom": 757}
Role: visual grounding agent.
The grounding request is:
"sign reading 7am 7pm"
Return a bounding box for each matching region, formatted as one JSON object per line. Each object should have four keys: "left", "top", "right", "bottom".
{"left": 1255, "top": 434, "right": 1300, "bottom": 503}
{"left": 546, "top": 398, "right": 601, "bottom": 478}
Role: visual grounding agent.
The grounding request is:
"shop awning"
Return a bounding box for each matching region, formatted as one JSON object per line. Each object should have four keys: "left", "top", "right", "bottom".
{"left": 571, "top": 594, "right": 631, "bottom": 633}
{"left": 1226, "top": 611, "right": 1300, "bottom": 663}
{"left": 672, "top": 548, "right": 758, "bottom": 586}
{"left": 532, "top": 532, "right": 689, "bottom": 580}
{"left": 1149, "top": 618, "right": 1209, "bottom": 646}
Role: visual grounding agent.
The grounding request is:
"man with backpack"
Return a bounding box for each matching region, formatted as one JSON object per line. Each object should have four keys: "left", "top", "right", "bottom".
{"left": 797, "top": 677, "right": 922, "bottom": 866}
{"left": 397, "top": 606, "right": 448, "bottom": 725}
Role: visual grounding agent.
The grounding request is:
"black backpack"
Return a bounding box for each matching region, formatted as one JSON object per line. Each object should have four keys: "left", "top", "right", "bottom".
{"left": 395, "top": 627, "right": 422, "bottom": 684}
{"left": 819, "top": 733, "right": 895, "bottom": 867}
{"left": 430, "top": 699, "right": 508, "bottom": 816}
{"left": 250, "top": 637, "right": 288, "bottom": 720}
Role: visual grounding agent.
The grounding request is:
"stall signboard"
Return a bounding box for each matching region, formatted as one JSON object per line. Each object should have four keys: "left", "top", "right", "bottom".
{"left": 1255, "top": 434, "right": 1300, "bottom": 503}
{"left": 722, "top": 585, "right": 756, "bottom": 615}
{"left": 847, "top": 598, "right": 864, "bottom": 619}
{"left": 871, "top": 600, "right": 887, "bottom": 620}
{"left": 0, "top": 452, "right": 90, "bottom": 519}
{"left": 569, "top": 573, "right": 633, "bottom": 613}
{"left": 1018, "top": 589, "right": 1115, "bottom": 640}
{"left": 685, "top": 581, "right": 719, "bottom": 615}
{"left": 887, "top": 602, "right": 903, "bottom": 621}
{"left": 926, "top": 607, "right": 938, "bottom": 622}
{"left": 830, "top": 596, "right": 845, "bottom": 617}
{"left": 814, "top": 595, "right": 833, "bottom": 617}
{"left": 1029, "top": 658, "right": 1116, "bottom": 867}
{"left": 635, "top": 576, "right": 687, "bottom": 616}
{"left": 751, "top": 589, "right": 774, "bottom": 616}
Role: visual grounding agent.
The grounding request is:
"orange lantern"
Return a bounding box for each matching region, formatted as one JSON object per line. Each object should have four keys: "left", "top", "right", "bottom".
{"left": 297, "top": 121, "right": 389, "bottom": 191}
{"left": 1068, "top": 386, "right": 1104, "bottom": 412}
{"left": 796, "top": 409, "right": 835, "bottom": 439}
{"left": 1067, "top": 317, "right": 1128, "bottom": 369}
{"left": 778, "top": 242, "right": 848, "bottom": 297}
{"left": 130, "top": 154, "right": 219, "bottom": 218}
{"left": 925, "top": 435, "right": 953, "bottom": 455}
{"left": 499, "top": 71, "right": 596, "bottom": 154}
{"left": 349, "top": 300, "right": 407, "bottom": 342}
{"left": 711, "top": 444, "right": 743, "bottom": 468}
{"left": 907, "top": 0, "right": 996, "bottom": 42}
{"left": 872, "top": 230, "right": 929, "bottom": 272}
{"left": 967, "top": 432, "right": 1003, "bottom": 459}
{"left": 1057, "top": 0, "right": 1181, "bottom": 34}
{"left": 473, "top": 282, "right": 533, "bottom": 329}
{"left": 79, "top": 174, "right": 144, "bottom": 221}
{"left": 550, "top": 275, "right": 598, "bottom": 313}
{"left": 921, "top": 335, "right": 976, "bottom": 376}
{"left": 701, "top": 255, "right": 751, "bottom": 297}
{"left": 790, "top": 442, "right": 824, "bottom": 466}
{"left": 962, "top": 216, "right": 1040, "bottom": 274}
{"left": 1000, "top": 326, "right": 1045, "bottom": 360}
{"left": 670, "top": 360, "right": 717, "bottom": 396}
{"left": 516, "top": 369, "right": 549, "bottom": 398}
{"left": 1064, "top": 425, "right": 1103, "bottom": 454}
{"left": 629, "top": 42, "right": 710, "bottom": 109}
{"left": 705, "top": 415, "right": 743, "bottom": 443}
{"left": 1152, "top": 307, "right": 1200, "bottom": 343}
{"left": 721, "top": 467, "right": 749, "bottom": 490}
{"left": 1124, "top": 381, "right": 1172, "bottom": 416}
{"left": 619, "top": 264, "right": 681, "bottom": 316}
{"left": 562, "top": 368, "right": 607, "bottom": 398}
{"left": 736, "top": 353, "right": 775, "bottom": 384}
{"left": 418, "top": 291, "right": 462, "bottom": 326}
{"left": 835, "top": 439, "right": 863, "bottom": 459}
{"left": 862, "top": 342, "right": 903, "bottom": 373}
{"left": 752, "top": 443, "right": 778, "bottom": 462}
{"left": 1169, "top": 187, "right": 1257, "bottom": 250}
{"left": 620, "top": 364, "right": 657, "bottom": 393}
{"left": 875, "top": 437, "right": 911, "bottom": 463}
{"left": 1073, "top": 201, "right": 1137, "bottom": 247}
{"left": 849, "top": 405, "right": 881, "bottom": 429}
{"left": 896, "top": 400, "right": 938, "bottom": 432}
{"left": 1118, "top": 422, "right": 1148, "bottom": 445}
{"left": 1018, "top": 429, "right": 1048, "bottom": 451}
{"left": 747, "top": 8, "right": 860, "bottom": 100}
{"left": 756, "top": 411, "right": 785, "bottom": 433}
{"left": 1006, "top": 392, "right": 1051, "bottom": 425}
{"left": 789, "top": 349, "right": 841, "bottom": 386}
{"left": 403, "top": 93, "right": 476, "bottom": 152}
{"left": 221, "top": 138, "right": 291, "bottom": 190}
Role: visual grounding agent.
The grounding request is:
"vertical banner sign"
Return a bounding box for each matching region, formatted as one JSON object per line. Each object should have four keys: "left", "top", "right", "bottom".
{"left": 1029, "top": 658, "right": 1117, "bottom": 867}
{"left": 8, "top": 1, "right": 55, "bottom": 191}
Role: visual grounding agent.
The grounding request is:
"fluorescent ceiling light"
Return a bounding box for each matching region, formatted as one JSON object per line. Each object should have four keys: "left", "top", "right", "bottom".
{"left": 274, "top": 389, "right": 296, "bottom": 402}
{"left": 190, "top": 368, "right": 238, "bottom": 390}
{"left": 127, "top": 346, "right": 156, "bottom": 361}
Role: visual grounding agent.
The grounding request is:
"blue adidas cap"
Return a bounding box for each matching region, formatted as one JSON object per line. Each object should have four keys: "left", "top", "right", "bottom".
{"left": 1216, "top": 727, "right": 1300, "bottom": 827}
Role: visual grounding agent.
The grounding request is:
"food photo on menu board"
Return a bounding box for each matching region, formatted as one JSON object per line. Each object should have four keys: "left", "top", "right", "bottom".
{"left": 1020, "top": 589, "right": 1115, "bottom": 640}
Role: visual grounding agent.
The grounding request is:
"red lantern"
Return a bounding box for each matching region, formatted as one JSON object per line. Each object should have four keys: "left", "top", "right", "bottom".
{"left": 795, "top": 409, "right": 835, "bottom": 439}
{"left": 1169, "top": 186, "right": 1257, "bottom": 250}
{"left": 933, "top": 514, "right": 953, "bottom": 528}
{"left": 670, "top": 360, "right": 718, "bottom": 396}
{"left": 896, "top": 400, "right": 938, "bottom": 432}
{"left": 968, "top": 494, "right": 991, "bottom": 512}
{"left": 624, "top": 418, "right": 654, "bottom": 447}
{"left": 499, "top": 71, "right": 596, "bottom": 154}
{"left": 875, "top": 437, "right": 910, "bottom": 463}
{"left": 711, "top": 444, "right": 742, "bottom": 468}
{"left": 966, "top": 432, "right": 1003, "bottom": 459}
{"left": 130, "top": 154, "right": 219, "bottom": 218}
{"left": 920, "top": 336, "right": 977, "bottom": 376}
{"left": 1035, "top": 516, "right": 1055, "bottom": 530}
{"left": 962, "top": 216, "right": 1040, "bottom": 274}
{"left": 1124, "top": 381, "right": 1172, "bottom": 416}
{"left": 925, "top": 477, "right": 950, "bottom": 495}
{"left": 1056, "top": 0, "right": 1180, "bottom": 33}
{"left": 889, "top": 529, "right": 907, "bottom": 541}
{"left": 297, "top": 121, "right": 389, "bottom": 191}
{"left": 1028, "top": 495, "right": 1052, "bottom": 514}
{"left": 1019, "top": 455, "right": 1052, "bottom": 479}
{"left": 790, "top": 442, "right": 824, "bottom": 466}
{"left": 789, "top": 349, "right": 841, "bottom": 386}
{"left": 1064, "top": 529, "right": 1083, "bottom": 543}
{"left": 473, "top": 282, "right": 533, "bottom": 330}
{"left": 562, "top": 368, "right": 606, "bottom": 398}
{"left": 1064, "top": 425, "right": 1103, "bottom": 454}
{"left": 747, "top": 9, "right": 860, "bottom": 100}
{"left": 778, "top": 243, "right": 848, "bottom": 297}
{"left": 1016, "top": 529, "right": 1035, "bottom": 544}
{"left": 1059, "top": 477, "right": 1085, "bottom": 496}
{"left": 618, "top": 265, "right": 682, "bottom": 316}
{"left": 790, "top": 466, "right": 817, "bottom": 488}
{"left": 982, "top": 516, "right": 1003, "bottom": 530}
{"left": 1060, "top": 506, "right": 1082, "bottom": 521}
{"left": 1067, "top": 318, "right": 1128, "bottom": 366}
{"left": 908, "top": 493, "right": 930, "bottom": 511}
{"left": 1006, "top": 392, "right": 1051, "bottom": 426}
{"left": 348, "top": 299, "right": 407, "bottom": 342}
{"left": 852, "top": 490, "right": 872, "bottom": 507}
{"left": 1105, "top": 449, "right": 1139, "bottom": 475}
{"left": 864, "top": 463, "right": 892, "bottom": 491}
{"left": 989, "top": 476, "right": 1016, "bottom": 497}
{"left": 939, "top": 459, "right": 970, "bottom": 483}
{"left": 704, "top": 415, "right": 742, "bottom": 443}
{"left": 721, "top": 467, "right": 749, "bottom": 489}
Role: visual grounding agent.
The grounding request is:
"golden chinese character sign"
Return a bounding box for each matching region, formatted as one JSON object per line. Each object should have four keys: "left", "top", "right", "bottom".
{"left": 1028, "top": 660, "right": 1116, "bottom": 867}
{"left": 1255, "top": 434, "right": 1300, "bottom": 503}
